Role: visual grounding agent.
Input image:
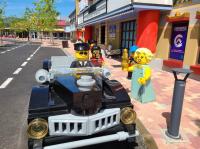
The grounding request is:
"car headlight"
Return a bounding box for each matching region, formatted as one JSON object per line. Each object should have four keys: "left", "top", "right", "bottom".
{"left": 27, "top": 118, "right": 48, "bottom": 139}
{"left": 120, "top": 107, "right": 137, "bottom": 125}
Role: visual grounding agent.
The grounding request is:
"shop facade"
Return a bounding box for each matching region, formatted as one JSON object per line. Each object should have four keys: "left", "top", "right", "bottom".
{"left": 156, "top": 2, "right": 200, "bottom": 75}
{"left": 76, "top": 0, "right": 173, "bottom": 53}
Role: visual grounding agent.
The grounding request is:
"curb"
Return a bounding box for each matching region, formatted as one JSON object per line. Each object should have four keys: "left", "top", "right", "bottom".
{"left": 136, "top": 118, "right": 158, "bottom": 149}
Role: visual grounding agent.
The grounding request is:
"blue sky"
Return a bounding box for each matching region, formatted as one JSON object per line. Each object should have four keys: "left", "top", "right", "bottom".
{"left": 4, "top": 0, "right": 75, "bottom": 19}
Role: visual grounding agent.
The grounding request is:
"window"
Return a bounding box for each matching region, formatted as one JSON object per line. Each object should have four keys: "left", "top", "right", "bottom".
{"left": 121, "top": 20, "right": 136, "bottom": 50}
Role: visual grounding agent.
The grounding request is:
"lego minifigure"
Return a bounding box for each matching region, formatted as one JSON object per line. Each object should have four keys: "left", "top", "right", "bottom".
{"left": 130, "top": 48, "right": 155, "bottom": 103}
{"left": 127, "top": 45, "right": 138, "bottom": 79}
{"left": 122, "top": 49, "right": 129, "bottom": 71}
{"left": 90, "top": 45, "right": 104, "bottom": 67}
{"left": 70, "top": 43, "right": 93, "bottom": 68}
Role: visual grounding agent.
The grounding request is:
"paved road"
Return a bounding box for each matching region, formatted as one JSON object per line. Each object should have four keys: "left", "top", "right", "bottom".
{"left": 0, "top": 42, "right": 66, "bottom": 149}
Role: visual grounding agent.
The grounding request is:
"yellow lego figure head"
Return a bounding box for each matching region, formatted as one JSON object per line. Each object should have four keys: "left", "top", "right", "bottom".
{"left": 134, "top": 48, "right": 153, "bottom": 65}
{"left": 74, "top": 43, "right": 90, "bottom": 61}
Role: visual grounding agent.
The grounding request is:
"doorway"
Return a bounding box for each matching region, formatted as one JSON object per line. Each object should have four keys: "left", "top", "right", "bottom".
{"left": 101, "top": 25, "right": 105, "bottom": 44}
{"left": 197, "top": 24, "right": 200, "bottom": 64}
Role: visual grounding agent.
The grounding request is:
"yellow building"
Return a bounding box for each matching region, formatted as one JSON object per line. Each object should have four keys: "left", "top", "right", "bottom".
{"left": 156, "top": 1, "right": 200, "bottom": 76}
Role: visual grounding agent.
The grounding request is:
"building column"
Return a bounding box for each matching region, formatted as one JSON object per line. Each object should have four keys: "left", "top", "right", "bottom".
{"left": 76, "top": 30, "right": 83, "bottom": 40}
{"left": 84, "top": 26, "right": 93, "bottom": 42}
{"left": 136, "top": 10, "right": 160, "bottom": 53}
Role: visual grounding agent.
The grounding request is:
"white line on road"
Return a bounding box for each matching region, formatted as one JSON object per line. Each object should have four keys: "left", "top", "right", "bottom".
{"left": 0, "top": 43, "right": 28, "bottom": 54}
{"left": 21, "top": 61, "right": 28, "bottom": 67}
{"left": 36, "top": 46, "right": 41, "bottom": 51}
{"left": 29, "top": 46, "right": 41, "bottom": 58}
{"left": 0, "top": 78, "right": 13, "bottom": 89}
{"left": 13, "top": 68, "right": 22, "bottom": 75}
{"left": 27, "top": 57, "right": 31, "bottom": 61}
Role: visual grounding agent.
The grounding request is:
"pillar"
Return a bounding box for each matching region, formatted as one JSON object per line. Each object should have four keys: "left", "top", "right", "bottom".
{"left": 76, "top": 30, "right": 82, "bottom": 40}
{"left": 136, "top": 10, "right": 160, "bottom": 53}
{"left": 84, "top": 26, "right": 93, "bottom": 42}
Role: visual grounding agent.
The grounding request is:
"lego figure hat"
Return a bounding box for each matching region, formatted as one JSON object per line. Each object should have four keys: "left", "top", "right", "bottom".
{"left": 91, "top": 45, "right": 101, "bottom": 52}
{"left": 130, "top": 45, "right": 138, "bottom": 54}
{"left": 88, "top": 40, "right": 97, "bottom": 45}
{"left": 74, "top": 43, "right": 90, "bottom": 51}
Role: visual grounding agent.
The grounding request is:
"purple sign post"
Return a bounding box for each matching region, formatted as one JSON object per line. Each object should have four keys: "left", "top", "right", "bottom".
{"left": 170, "top": 22, "right": 189, "bottom": 60}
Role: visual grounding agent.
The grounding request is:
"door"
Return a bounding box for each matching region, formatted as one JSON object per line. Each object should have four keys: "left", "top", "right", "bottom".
{"left": 170, "top": 22, "right": 189, "bottom": 60}
{"left": 101, "top": 25, "right": 105, "bottom": 44}
{"left": 198, "top": 25, "right": 200, "bottom": 64}
{"left": 121, "top": 20, "right": 136, "bottom": 50}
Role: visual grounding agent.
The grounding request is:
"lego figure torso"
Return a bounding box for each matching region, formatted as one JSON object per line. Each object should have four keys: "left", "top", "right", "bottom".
{"left": 90, "top": 45, "right": 104, "bottom": 67}
{"left": 70, "top": 60, "right": 93, "bottom": 68}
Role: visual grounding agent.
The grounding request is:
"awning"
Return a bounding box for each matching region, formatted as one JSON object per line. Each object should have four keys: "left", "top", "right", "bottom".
{"left": 78, "top": 2, "right": 172, "bottom": 28}
{"left": 196, "top": 11, "right": 200, "bottom": 20}
{"left": 78, "top": 5, "right": 133, "bottom": 28}
{"left": 167, "top": 12, "right": 190, "bottom": 22}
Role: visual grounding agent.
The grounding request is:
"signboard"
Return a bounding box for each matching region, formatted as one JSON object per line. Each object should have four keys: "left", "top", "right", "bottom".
{"left": 109, "top": 25, "right": 116, "bottom": 38}
{"left": 170, "top": 22, "right": 188, "bottom": 60}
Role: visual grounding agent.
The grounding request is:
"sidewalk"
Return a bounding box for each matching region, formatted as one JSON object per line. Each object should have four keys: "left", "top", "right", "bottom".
{"left": 64, "top": 41, "right": 200, "bottom": 149}
{"left": 0, "top": 40, "right": 13, "bottom": 46}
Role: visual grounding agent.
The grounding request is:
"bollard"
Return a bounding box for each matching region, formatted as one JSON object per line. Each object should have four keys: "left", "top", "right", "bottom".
{"left": 166, "top": 68, "right": 192, "bottom": 139}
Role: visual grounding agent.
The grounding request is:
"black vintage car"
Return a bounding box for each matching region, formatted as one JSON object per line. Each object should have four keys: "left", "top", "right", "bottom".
{"left": 27, "top": 56, "right": 138, "bottom": 149}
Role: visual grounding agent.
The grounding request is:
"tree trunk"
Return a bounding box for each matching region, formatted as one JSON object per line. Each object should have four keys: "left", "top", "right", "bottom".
{"left": 27, "top": 30, "right": 30, "bottom": 41}
{"left": 0, "top": 30, "right": 2, "bottom": 45}
{"left": 40, "top": 31, "right": 43, "bottom": 42}
{"left": 50, "top": 32, "right": 54, "bottom": 44}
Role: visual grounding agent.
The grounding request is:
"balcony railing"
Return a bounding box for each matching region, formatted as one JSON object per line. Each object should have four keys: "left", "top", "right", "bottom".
{"left": 77, "top": 0, "right": 173, "bottom": 26}
{"left": 83, "top": 0, "right": 107, "bottom": 22}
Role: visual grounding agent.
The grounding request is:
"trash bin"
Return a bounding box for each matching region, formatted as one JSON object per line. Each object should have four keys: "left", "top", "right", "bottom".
{"left": 62, "top": 40, "right": 68, "bottom": 48}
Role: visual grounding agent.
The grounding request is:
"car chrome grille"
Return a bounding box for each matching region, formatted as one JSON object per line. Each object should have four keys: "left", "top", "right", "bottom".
{"left": 48, "top": 108, "right": 120, "bottom": 136}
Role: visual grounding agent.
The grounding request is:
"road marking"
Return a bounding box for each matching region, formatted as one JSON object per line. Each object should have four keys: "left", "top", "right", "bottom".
{"left": 21, "top": 61, "right": 28, "bottom": 67}
{"left": 29, "top": 46, "right": 41, "bottom": 58}
{"left": 13, "top": 68, "right": 22, "bottom": 75}
{"left": 0, "top": 78, "right": 13, "bottom": 89}
{"left": 0, "top": 43, "right": 28, "bottom": 54}
{"left": 27, "top": 57, "right": 31, "bottom": 61}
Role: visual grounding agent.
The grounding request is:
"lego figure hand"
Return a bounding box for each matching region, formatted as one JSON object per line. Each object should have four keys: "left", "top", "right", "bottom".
{"left": 128, "top": 66, "right": 134, "bottom": 72}
{"left": 138, "top": 77, "right": 146, "bottom": 85}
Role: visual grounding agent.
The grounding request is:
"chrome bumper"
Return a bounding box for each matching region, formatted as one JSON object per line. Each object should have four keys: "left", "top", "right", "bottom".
{"left": 44, "top": 130, "right": 139, "bottom": 149}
